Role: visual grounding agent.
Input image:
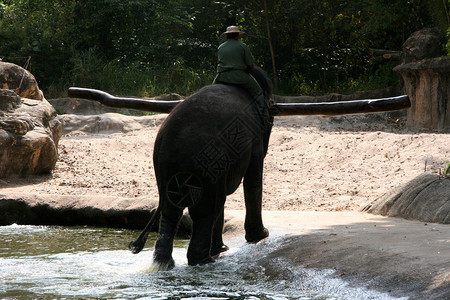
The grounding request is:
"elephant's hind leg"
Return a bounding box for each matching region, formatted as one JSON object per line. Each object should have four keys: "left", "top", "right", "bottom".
{"left": 187, "top": 191, "right": 226, "bottom": 266}
{"left": 153, "top": 205, "right": 182, "bottom": 270}
{"left": 187, "top": 207, "right": 216, "bottom": 266}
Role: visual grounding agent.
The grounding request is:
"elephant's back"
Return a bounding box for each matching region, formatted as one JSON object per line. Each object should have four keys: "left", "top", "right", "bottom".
{"left": 153, "top": 84, "right": 258, "bottom": 184}
{"left": 157, "top": 84, "right": 256, "bottom": 148}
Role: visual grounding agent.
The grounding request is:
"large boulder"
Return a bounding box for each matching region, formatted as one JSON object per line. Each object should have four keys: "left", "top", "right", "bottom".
{"left": 57, "top": 113, "right": 165, "bottom": 134}
{"left": 0, "top": 61, "right": 43, "bottom": 100}
{"left": 401, "top": 27, "right": 446, "bottom": 63}
{"left": 363, "top": 174, "right": 450, "bottom": 224}
{"left": 394, "top": 57, "right": 450, "bottom": 131}
{"left": 394, "top": 28, "right": 449, "bottom": 131}
{"left": 0, "top": 64, "right": 62, "bottom": 178}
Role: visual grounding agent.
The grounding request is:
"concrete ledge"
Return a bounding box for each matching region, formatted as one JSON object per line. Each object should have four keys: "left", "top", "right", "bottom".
{"left": 0, "top": 193, "right": 192, "bottom": 236}
{"left": 364, "top": 174, "right": 450, "bottom": 224}
{"left": 225, "top": 210, "right": 450, "bottom": 300}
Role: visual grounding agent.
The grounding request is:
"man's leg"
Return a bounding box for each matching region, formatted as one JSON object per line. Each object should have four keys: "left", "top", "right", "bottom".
{"left": 215, "top": 71, "right": 269, "bottom": 128}
{"left": 239, "top": 75, "right": 269, "bottom": 129}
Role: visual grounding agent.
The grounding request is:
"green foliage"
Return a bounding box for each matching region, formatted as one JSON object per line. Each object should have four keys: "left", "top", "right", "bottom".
{"left": 0, "top": 0, "right": 446, "bottom": 97}
{"left": 47, "top": 49, "right": 213, "bottom": 98}
{"left": 442, "top": 162, "right": 450, "bottom": 178}
{"left": 424, "top": 0, "right": 450, "bottom": 34}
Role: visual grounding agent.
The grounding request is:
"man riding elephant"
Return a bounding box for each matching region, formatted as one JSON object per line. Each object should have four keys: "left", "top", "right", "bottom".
{"left": 213, "top": 25, "right": 270, "bottom": 129}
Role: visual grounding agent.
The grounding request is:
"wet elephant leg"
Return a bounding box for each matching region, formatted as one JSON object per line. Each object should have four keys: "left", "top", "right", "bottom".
{"left": 187, "top": 206, "right": 215, "bottom": 266}
{"left": 187, "top": 191, "right": 225, "bottom": 265}
{"left": 210, "top": 207, "right": 229, "bottom": 257}
{"left": 153, "top": 205, "right": 182, "bottom": 270}
{"left": 243, "top": 154, "right": 269, "bottom": 243}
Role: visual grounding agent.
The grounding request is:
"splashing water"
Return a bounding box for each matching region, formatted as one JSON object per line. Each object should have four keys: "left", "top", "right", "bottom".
{"left": 0, "top": 225, "right": 406, "bottom": 299}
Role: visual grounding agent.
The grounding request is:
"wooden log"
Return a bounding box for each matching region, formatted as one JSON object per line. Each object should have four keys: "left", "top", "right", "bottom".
{"left": 271, "top": 95, "right": 410, "bottom": 116}
{"left": 68, "top": 87, "right": 181, "bottom": 114}
{"left": 68, "top": 87, "right": 410, "bottom": 117}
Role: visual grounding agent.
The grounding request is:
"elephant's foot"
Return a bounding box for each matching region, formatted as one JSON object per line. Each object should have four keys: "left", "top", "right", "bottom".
{"left": 211, "top": 244, "right": 229, "bottom": 258}
{"left": 153, "top": 250, "right": 175, "bottom": 270}
{"left": 188, "top": 255, "right": 215, "bottom": 266}
{"left": 187, "top": 244, "right": 216, "bottom": 266}
{"left": 245, "top": 227, "right": 269, "bottom": 243}
{"left": 151, "top": 257, "right": 175, "bottom": 271}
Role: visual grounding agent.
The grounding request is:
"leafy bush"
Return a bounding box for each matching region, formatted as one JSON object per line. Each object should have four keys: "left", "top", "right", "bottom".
{"left": 47, "top": 47, "right": 213, "bottom": 98}
{"left": 1, "top": 0, "right": 446, "bottom": 98}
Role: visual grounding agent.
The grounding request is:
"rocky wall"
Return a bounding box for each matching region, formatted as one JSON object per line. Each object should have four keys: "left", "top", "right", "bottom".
{"left": 394, "top": 57, "right": 449, "bottom": 131}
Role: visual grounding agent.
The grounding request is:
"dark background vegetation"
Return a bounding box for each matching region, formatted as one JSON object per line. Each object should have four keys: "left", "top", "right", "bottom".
{"left": 0, "top": 0, "right": 448, "bottom": 98}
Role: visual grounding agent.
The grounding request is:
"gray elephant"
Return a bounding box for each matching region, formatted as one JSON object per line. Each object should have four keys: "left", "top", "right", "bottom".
{"left": 68, "top": 69, "right": 410, "bottom": 270}
{"left": 149, "top": 67, "right": 273, "bottom": 269}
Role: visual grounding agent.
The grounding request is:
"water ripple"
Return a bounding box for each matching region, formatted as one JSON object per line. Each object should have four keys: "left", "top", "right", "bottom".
{"left": 0, "top": 225, "right": 405, "bottom": 299}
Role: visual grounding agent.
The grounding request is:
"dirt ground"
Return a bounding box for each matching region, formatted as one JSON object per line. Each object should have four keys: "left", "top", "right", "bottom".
{"left": 2, "top": 113, "right": 448, "bottom": 213}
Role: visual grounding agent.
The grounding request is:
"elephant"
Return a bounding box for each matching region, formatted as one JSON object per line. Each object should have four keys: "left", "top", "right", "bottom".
{"left": 68, "top": 70, "right": 410, "bottom": 270}
{"left": 150, "top": 67, "right": 273, "bottom": 269}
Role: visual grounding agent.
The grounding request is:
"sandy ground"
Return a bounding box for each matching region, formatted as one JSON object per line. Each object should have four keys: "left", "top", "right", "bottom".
{"left": 1, "top": 112, "right": 449, "bottom": 298}
{"left": 2, "top": 113, "right": 448, "bottom": 212}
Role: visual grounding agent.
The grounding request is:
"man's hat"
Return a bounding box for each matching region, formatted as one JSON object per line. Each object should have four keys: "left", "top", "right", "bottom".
{"left": 222, "top": 25, "right": 244, "bottom": 35}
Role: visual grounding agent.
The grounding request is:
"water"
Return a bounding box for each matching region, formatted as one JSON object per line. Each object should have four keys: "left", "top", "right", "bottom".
{"left": 0, "top": 225, "right": 405, "bottom": 300}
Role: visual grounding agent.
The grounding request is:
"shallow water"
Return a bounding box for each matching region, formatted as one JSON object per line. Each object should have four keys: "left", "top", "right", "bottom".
{"left": 0, "top": 225, "right": 405, "bottom": 299}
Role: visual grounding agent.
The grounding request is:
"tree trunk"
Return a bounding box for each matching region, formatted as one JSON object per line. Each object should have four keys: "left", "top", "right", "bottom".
{"left": 394, "top": 56, "right": 450, "bottom": 131}
{"left": 68, "top": 87, "right": 410, "bottom": 117}
{"left": 263, "top": 0, "right": 278, "bottom": 90}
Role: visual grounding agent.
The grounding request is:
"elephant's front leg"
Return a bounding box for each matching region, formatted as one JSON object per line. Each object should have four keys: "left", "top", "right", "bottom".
{"left": 243, "top": 155, "right": 269, "bottom": 243}
{"left": 153, "top": 205, "right": 182, "bottom": 270}
{"left": 210, "top": 207, "right": 229, "bottom": 257}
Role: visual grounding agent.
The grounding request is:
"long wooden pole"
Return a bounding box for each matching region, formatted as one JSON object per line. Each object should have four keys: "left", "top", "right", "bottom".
{"left": 271, "top": 95, "right": 411, "bottom": 116}
{"left": 68, "top": 87, "right": 410, "bottom": 117}
{"left": 68, "top": 87, "right": 182, "bottom": 113}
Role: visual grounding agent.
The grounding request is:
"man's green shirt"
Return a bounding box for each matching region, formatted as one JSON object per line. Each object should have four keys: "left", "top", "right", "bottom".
{"left": 216, "top": 39, "right": 255, "bottom": 73}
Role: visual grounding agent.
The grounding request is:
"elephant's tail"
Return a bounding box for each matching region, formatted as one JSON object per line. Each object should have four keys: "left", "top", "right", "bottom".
{"left": 128, "top": 206, "right": 162, "bottom": 254}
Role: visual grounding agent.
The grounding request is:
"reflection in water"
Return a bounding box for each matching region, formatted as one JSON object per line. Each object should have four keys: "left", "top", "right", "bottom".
{"left": 0, "top": 225, "right": 404, "bottom": 299}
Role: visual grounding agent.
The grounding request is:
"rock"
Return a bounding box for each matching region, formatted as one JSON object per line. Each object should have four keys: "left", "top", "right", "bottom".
{"left": 0, "top": 194, "right": 192, "bottom": 236}
{"left": 0, "top": 61, "right": 43, "bottom": 100}
{"left": 393, "top": 28, "right": 449, "bottom": 131}
{"left": 0, "top": 64, "right": 62, "bottom": 177}
{"left": 154, "top": 93, "right": 184, "bottom": 100}
{"left": 394, "top": 56, "right": 450, "bottom": 130}
{"left": 57, "top": 113, "right": 166, "bottom": 134}
{"left": 0, "top": 89, "right": 23, "bottom": 112}
{"left": 401, "top": 28, "right": 446, "bottom": 63}
{"left": 363, "top": 174, "right": 450, "bottom": 224}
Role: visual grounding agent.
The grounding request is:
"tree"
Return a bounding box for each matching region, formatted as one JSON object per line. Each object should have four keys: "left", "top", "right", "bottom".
{"left": 0, "top": 0, "right": 446, "bottom": 95}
